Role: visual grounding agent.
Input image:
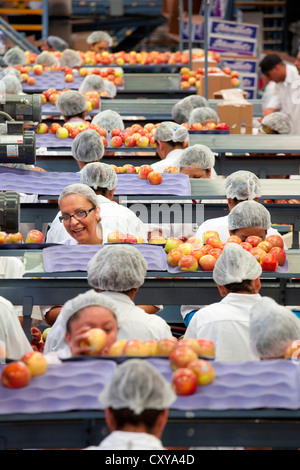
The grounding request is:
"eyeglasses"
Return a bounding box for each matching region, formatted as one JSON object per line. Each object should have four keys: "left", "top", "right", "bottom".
{"left": 59, "top": 207, "right": 96, "bottom": 223}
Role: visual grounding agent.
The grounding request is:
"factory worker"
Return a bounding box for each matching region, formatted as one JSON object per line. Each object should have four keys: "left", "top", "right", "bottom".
{"left": 188, "top": 106, "right": 219, "bottom": 127}
{"left": 91, "top": 109, "right": 124, "bottom": 132}
{"left": 79, "top": 74, "right": 105, "bottom": 95}
{"left": 60, "top": 48, "right": 82, "bottom": 69}
{"left": 41, "top": 35, "right": 69, "bottom": 52}
{"left": 87, "top": 244, "right": 173, "bottom": 340}
{"left": 195, "top": 170, "right": 283, "bottom": 243}
{"left": 0, "top": 75, "right": 22, "bottom": 94}
{"left": 258, "top": 112, "right": 292, "bottom": 135}
{"left": 85, "top": 359, "right": 176, "bottom": 450}
{"left": 72, "top": 128, "right": 105, "bottom": 170}
{"left": 56, "top": 90, "right": 88, "bottom": 124}
{"left": 249, "top": 296, "right": 300, "bottom": 360}
{"left": 34, "top": 51, "right": 60, "bottom": 67}
{"left": 0, "top": 294, "right": 33, "bottom": 360}
{"left": 102, "top": 79, "right": 117, "bottom": 98}
{"left": 171, "top": 94, "right": 209, "bottom": 124}
{"left": 0, "top": 67, "right": 22, "bottom": 81}
{"left": 150, "top": 121, "right": 188, "bottom": 173}
{"left": 46, "top": 161, "right": 148, "bottom": 243}
{"left": 44, "top": 290, "right": 121, "bottom": 359}
{"left": 184, "top": 243, "right": 262, "bottom": 362}
{"left": 3, "top": 47, "right": 27, "bottom": 66}
{"left": 86, "top": 31, "right": 113, "bottom": 53}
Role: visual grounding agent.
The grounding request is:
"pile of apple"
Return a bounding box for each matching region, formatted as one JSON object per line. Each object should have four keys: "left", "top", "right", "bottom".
{"left": 36, "top": 120, "right": 108, "bottom": 146}
{"left": 1, "top": 349, "right": 48, "bottom": 389}
{"left": 165, "top": 235, "right": 217, "bottom": 272}
{"left": 109, "top": 123, "right": 158, "bottom": 149}
{"left": 78, "top": 66, "right": 124, "bottom": 88}
{"left": 183, "top": 121, "right": 230, "bottom": 132}
{"left": 107, "top": 231, "right": 145, "bottom": 244}
{"left": 180, "top": 66, "right": 239, "bottom": 90}
{"left": 264, "top": 199, "right": 300, "bottom": 204}
{"left": 40, "top": 87, "right": 102, "bottom": 110}
{"left": 0, "top": 230, "right": 44, "bottom": 244}
{"left": 110, "top": 163, "right": 178, "bottom": 178}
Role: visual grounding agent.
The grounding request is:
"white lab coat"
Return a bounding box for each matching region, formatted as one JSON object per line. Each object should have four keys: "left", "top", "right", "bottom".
{"left": 150, "top": 148, "right": 184, "bottom": 173}
{"left": 46, "top": 194, "right": 148, "bottom": 243}
{"left": 0, "top": 296, "right": 32, "bottom": 360}
{"left": 184, "top": 293, "right": 261, "bottom": 362}
{"left": 84, "top": 431, "right": 166, "bottom": 450}
{"left": 265, "top": 63, "right": 300, "bottom": 120}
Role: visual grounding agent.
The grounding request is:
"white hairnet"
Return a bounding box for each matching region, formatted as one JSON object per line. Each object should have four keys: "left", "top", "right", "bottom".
{"left": 35, "top": 51, "right": 60, "bottom": 67}
{"left": 72, "top": 129, "right": 105, "bottom": 162}
{"left": 179, "top": 144, "right": 215, "bottom": 169}
{"left": 261, "top": 112, "right": 292, "bottom": 134}
{"left": 98, "top": 358, "right": 176, "bottom": 414}
{"left": 228, "top": 200, "right": 271, "bottom": 231}
{"left": 79, "top": 74, "right": 105, "bottom": 94}
{"left": 80, "top": 162, "right": 117, "bottom": 190}
{"left": 154, "top": 121, "right": 188, "bottom": 143}
{"left": 0, "top": 75, "right": 22, "bottom": 94}
{"left": 189, "top": 106, "right": 219, "bottom": 125}
{"left": 91, "top": 110, "right": 124, "bottom": 131}
{"left": 87, "top": 31, "right": 113, "bottom": 47}
{"left": 60, "top": 49, "right": 82, "bottom": 68}
{"left": 1, "top": 67, "right": 21, "bottom": 81}
{"left": 171, "top": 95, "right": 209, "bottom": 124}
{"left": 225, "top": 170, "right": 262, "bottom": 200}
{"left": 87, "top": 244, "right": 147, "bottom": 291}
{"left": 249, "top": 297, "right": 300, "bottom": 359}
{"left": 3, "top": 47, "right": 27, "bottom": 66}
{"left": 213, "top": 243, "right": 262, "bottom": 286}
{"left": 103, "top": 80, "right": 117, "bottom": 98}
{"left": 56, "top": 90, "right": 87, "bottom": 116}
{"left": 58, "top": 183, "right": 99, "bottom": 207}
{"left": 47, "top": 35, "right": 69, "bottom": 51}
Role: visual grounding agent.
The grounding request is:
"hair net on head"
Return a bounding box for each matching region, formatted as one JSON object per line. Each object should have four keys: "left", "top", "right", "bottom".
{"left": 154, "top": 121, "right": 188, "bottom": 143}
{"left": 87, "top": 31, "right": 113, "bottom": 46}
{"left": 80, "top": 162, "right": 118, "bottom": 190}
{"left": 87, "top": 244, "right": 147, "bottom": 291}
{"left": 91, "top": 110, "right": 124, "bottom": 131}
{"left": 35, "top": 51, "right": 60, "bottom": 67}
{"left": 79, "top": 74, "right": 105, "bottom": 94}
{"left": 58, "top": 183, "right": 99, "bottom": 207}
{"left": 103, "top": 80, "right": 117, "bottom": 98}
{"left": 188, "top": 106, "right": 219, "bottom": 125}
{"left": 60, "top": 49, "right": 82, "bottom": 68}
{"left": 47, "top": 35, "right": 69, "bottom": 51}
{"left": 261, "top": 112, "right": 292, "bottom": 134}
{"left": 0, "top": 75, "right": 22, "bottom": 94}
{"left": 0, "top": 67, "right": 21, "bottom": 81}
{"left": 213, "top": 243, "right": 262, "bottom": 286}
{"left": 56, "top": 90, "right": 87, "bottom": 116}
{"left": 228, "top": 200, "right": 271, "bottom": 231}
{"left": 3, "top": 47, "right": 27, "bottom": 66}
{"left": 171, "top": 95, "right": 209, "bottom": 124}
{"left": 72, "top": 129, "right": 105, "bottom": 162}
{"left": 98, "top": 358, "right": 176, "bottom": 414}
{"left": 59, "top": 289, "right": 121, "bottom": 333}
{"left": 224, "top": 170, "right": 262, "bottom": 200}
{"left": 179, "top": 144, "right": 215, "bottom": 169}
{"left": 249, "top": 296, "right": 300, "bottom": 359}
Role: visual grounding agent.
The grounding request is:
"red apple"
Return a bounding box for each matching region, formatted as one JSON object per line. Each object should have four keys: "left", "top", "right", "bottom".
{"left": 178, "top": 254, "right": 199, "bottom": 271}
{"left": 157, "top": 337, "right": 178, "bottom": 356}
{"left": 26, "top": 76, "right": 36, "bottom": 86}
{"left": 199, "top": 254, "right": 217, "bottom": 271}
{"left": 169, "top": 346, "right": 198, "bottom": 370}
{"left": 4, "top": 232, "right": 23, "bottom": 243}
{"left": 245, "top": 236, "right": 263, "bottom": 248}
{"left": 31, "top": 327, "right": 42, "bottom": 345}
{"left": 250, "top": 247, "right": 266, "bottom": 264}
{"left": 191, "top": 245, "right": 213, "bottom": 262}
{"left": 25, "top": 230, "right": 44, "bottom": 243}
{"left": 206, "top": 235, "right": 223, "bottom": 248}
{"left": 107, "top": 339, "right": 127, "bottom": 356}
{"left": 240, "top": 242, "right": 253, "bottom": 251}
{"left": 144, "top": 339, "right": 159, "bottom": 356}
{"left": 111, "top": 128, "right": 123, "bottom": 137}
{"left": 124, "top": 234, "right": 137, "bottom": 243}
{"left": 138, "top": 164, "right": 154, "bottom": 180}
{"left": 79, "top": 328, "right": 107, "bottom": 355}
{"left": 56, "top": 127, "right": 69, "bottom": 139}
{"left": 1, "top": 361, "right": 32, "bottom": 388}
{"left": 191, "top": 122, "right": 203, "bottom": 131}
{"left": 196, "top": 338, "right": 216, "bottom": 358}
{"left": 215, "top": 122, "right": 229, "bottom": 131}
{"left": 186, "top": 237, "right": 203, "bottom": 248}
{"left": 269, "top": 247, "right": 286, "bottom": 266}
{"left": 167, "top": 248, "right": 184, "bottom": 267}
{"left": 65, "top": 73, "right": 74, "bottom": 82}
{"left": 261, "top": 253, "right": 278, "bottom": 272}
{"left": 36, "top": 123, "right": 49, "bottom": 134}
{"left": 125, "top": 136, "right": 137, "bottom": 148}
{"left": 176, "top": 338, "right": 202, "bottom": 355}
{"left": 163, "top": 166, "right": 179, "bottom": 173}
{"left": 209, "top": 248, "right": 222, "bottom": 260}
{"left": 136, "top": 136, "right": 150, "bottom": 148}
{"left": 257, "top": 241, "right": 272, "bottom": 253}
{"left": 147, "top": 171, "right": 162, "bottom": 185}
{"left": 179, "top": 242, "right": 195, "bottom": 255}
{"left": 165, "top": 237, "right": 184, "bottom": 253}
{"left": 111, "top": 135, "right": 123, "bottom": 147}
{"left": 284, "top": 340, "right": 300, "bottom": 359}
{"left": 123, "top": 339, "right": 150, "bottom": 357}
{"left": 33, "top": 64, "right": 43, "bottom": 75}
{"left": 48, "top": 93, "right": 60, "bottom": 105}
{"left": 21, "top": 351, "right": 48, "bottom": 377}
{"left": 266, "top": 235, "right": 284, "bottom": 249}
{"left": 203, "top": 231, "right": 220, "bottom": 244}
{"left": 187, "top": 359, "right": 216, "bottom": 385}
{"left": 171, "top": 368, "right": 198, "bottom": 396}
{"left": 107, "top": 231, "right": 127, "bottom": 243}
{"left": 49, "top": 123, "right": 61, "bottom": 134}
{"left": 70, "top": 127, "right": 81, "bottom": 139}
{"left": 149, "top": 236, "right": 166, "bottom": 244}
{"left": 226, "top": 235, "right": 242, "bottom": 244}
{"left": 122, "top": 164, "right": 136, "bottom": 173}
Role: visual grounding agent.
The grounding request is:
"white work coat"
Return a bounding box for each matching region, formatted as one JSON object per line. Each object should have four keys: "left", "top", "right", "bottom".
{"left": 266, "top": 63, "right": 300, "bottom": 120}
{"left": 46, "top": 194, "right": 148, "bottom": 243}
{"left": 184, "top": 293, "right": 261, "bottom": 362}
{"left": 0, "top": 296, "right": 32, "bottom": 360}
{"left": 84, "top": 431, "right": 165, "bottom": 450}
{"left": 150, "top": 148, "right": 184, "bottom": 173}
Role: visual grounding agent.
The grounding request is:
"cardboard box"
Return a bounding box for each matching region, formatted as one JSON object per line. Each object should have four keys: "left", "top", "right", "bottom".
{"left": 217, "top": 101, "right": 253, "bottom": 134}
{"left": 209, "top": 34, "right": 257, "bottom": 57}
{"left": 192, "top": 59, "right": 218, "bottom": 71}
{"left": 214, "top": 89, "right": 248, "bottom": 99}
{"left": 196, "top": 74, "right": 232, "bottom": 99}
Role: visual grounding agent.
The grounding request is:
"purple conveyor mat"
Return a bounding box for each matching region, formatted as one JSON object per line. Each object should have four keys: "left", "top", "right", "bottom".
{"left": 35, "top": 132, "right": 73, "bottom": 148}
{"left": 0, "top": 358, "right": 299, "bottom": 415}
{"left": 0, "top": 166, "right": 191, "bottom": 196}
{"left": 42, "top": 243, "right": 168, "bottom": 272}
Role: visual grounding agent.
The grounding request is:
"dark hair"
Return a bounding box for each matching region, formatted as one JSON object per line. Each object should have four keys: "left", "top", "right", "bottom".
{"left": 109, "top": 408, "right": 163, "bottom": 432}
{"left": 223, "top": 279, "right": 256, "bottom": 294}
{"left": 155, "top": 140, "right": 185, "bottom": 149}
{"left": 94, "top": 187, "right": 109, "bottom": 196}
{"left": 259, "top": 54, "right": 283, "bottom": 74}
{"left": 65, "top": 111, "right": 86, "bottom": 120}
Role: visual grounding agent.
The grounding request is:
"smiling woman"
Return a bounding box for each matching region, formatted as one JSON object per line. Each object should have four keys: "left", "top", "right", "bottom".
{"left": 58, "top": 184, "right": 102, "bottom": 245}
